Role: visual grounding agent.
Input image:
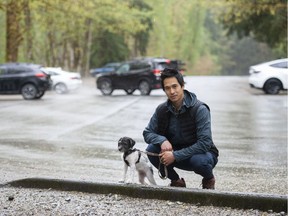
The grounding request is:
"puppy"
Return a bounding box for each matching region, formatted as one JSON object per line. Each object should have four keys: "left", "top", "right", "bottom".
{"left": 118, "top": 136, "right": 156, "bottom": 185}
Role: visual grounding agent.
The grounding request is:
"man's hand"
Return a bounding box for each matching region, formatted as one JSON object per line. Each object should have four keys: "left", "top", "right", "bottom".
{"left": 161, "top": 140, "right": 173, "bottom": 152}
{"left": 160, "top": 141, "right": 175, "bottom": 165}
{"left": 159, "top": 151, "right": 175, "bottom": 166}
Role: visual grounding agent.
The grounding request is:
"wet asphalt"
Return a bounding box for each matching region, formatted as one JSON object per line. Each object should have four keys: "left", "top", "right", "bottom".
{"left": 0, "top": 76, "right": 287, "bottom": 196}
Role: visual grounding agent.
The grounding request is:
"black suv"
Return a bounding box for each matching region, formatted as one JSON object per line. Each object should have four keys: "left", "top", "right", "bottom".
{"left": 96, "top": 60, "right": 162, "bottom": 95}
{"left": 0, "top": 63, "right": 52, "bottom": 100}
{"left": 96, "top": 57, "right": 185, "bottom": 96}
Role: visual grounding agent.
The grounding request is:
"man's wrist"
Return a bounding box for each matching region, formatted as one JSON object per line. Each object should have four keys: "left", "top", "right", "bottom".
{"left": 172, "top": 151, "right": 179, "bottom": 161}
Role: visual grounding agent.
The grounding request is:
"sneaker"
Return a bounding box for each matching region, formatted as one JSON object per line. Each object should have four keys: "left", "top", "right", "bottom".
{"left": 170, "top": 178, "right": 186, "bottom": 188}
{"left": 202, "top": 177, "right": 215, "bottom": 189}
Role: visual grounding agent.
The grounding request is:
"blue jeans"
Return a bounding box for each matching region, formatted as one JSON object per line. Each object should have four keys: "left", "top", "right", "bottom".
{"left": 146, "top": 144, "right": 218, "bottom": 181}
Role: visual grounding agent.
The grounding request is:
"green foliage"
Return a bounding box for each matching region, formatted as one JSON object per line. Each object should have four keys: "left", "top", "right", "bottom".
{"left": 0, "top": 0, "right": 152, "bottom": 74}
{"left": 203, "top": 10, "right": 278, "bottom": 75}
{"left": 0, "top": 10, "right": 5, "bottom": 63}
{"left": 145, "top": 0, "right": 283, "bottom": 75}
{"left": 222, "top": 36, "right": 277, "bottom": 75}
{"left": 89, "top": 0, "right": 154, "bottom": 67}
{"left": 145, "top": 0, "right": 210, "bottom": 73}
{"left": 218, "top": 0, "right": 287, "bottom": 55}
{"left": 90, "top": 31, "right": 129, "bottom": 68}
{"left": 129, "top": 0, "right": 153, "bottom": 56}
{"left": 0, "top": 0, "right": 285, "bottom": 75}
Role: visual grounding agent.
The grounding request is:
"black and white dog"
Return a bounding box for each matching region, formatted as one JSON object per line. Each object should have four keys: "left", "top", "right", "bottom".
{"left": 118, "top": 137, "right": 156, "bottom": 185}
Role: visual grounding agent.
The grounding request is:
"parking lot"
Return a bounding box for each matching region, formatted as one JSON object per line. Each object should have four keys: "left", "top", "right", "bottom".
{"left": 0, "top": 76, "right": 287, "bottom": 195}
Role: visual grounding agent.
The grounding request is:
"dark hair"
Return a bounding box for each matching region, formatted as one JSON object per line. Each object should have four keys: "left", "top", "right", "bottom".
{"left": 160, "top": 68, "right": 184, "bottom": 91}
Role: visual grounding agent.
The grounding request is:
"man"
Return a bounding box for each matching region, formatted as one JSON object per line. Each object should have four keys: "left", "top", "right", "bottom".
{"left": 143, "top": 68, "right": 218, "bottom": 189}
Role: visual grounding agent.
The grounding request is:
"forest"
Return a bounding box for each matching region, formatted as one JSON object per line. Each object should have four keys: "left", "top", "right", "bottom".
{"left": 0, "top": 0, "right": 287, "bottom": 76}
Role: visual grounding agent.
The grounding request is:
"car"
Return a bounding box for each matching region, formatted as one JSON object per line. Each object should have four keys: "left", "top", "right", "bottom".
{"left": 134, "top": 57, "right": 186, "bottom": 75}
{"left": 96, "top": 60, "right": 162, "bottom": 95}
{"left": 249, "top": 58, "right": 288, "bottom": 94}
{"left": 43, "top": 67, "right": 82, "bottom": 94}
{"left": 90, "top": 62, "right": 121, "bottom": 77}
{"left": 0, "top": 62, "right": 52, "bottom": 100}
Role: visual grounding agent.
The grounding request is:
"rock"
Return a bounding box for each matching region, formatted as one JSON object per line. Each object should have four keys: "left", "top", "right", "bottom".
{"left": 65, "top": 197, "right": 71, "bottom": 202}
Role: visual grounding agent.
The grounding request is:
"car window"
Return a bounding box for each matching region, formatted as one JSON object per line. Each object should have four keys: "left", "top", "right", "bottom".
{"left": 7, "top": 67, "right": 27, "bottom": 74}
{"left": 117, "top": 64, "right": 130, "bottom": 74}
{"left": 0, "top": 67, "right": 7, "bottom": 75}
{"left": 48, "top": 71, "right": 59, "bottom": 76}
{"left": 271, "top": 61, "right": 288, "bottom": 69}
{"left": 154, "top": 62, "right": 170, "bottom": 70}
{"left": 130, "top": 62, "right": 151, "bottom": 70}
{"left": 106, "top": 63, "right": 121, "bottom": 68}
{"left": 130, "top": 63, "right": 139, "bottom": 70}
{"left": 41, "top": 68, "right": 60, "bottom": 76}
{"left": 40, "top": 68, "right": 50, "bottom": 75}
{"left": 169, "top": 60, "right": 185, "bottom": 70}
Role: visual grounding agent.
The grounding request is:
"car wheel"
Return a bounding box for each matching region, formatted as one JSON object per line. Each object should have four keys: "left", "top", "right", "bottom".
{"left": 125, "top": 89, "right": 135, "bottom": 95}
{"left": 55, "top": 83, "right": 68, "bottom": 94}
{"left": 263, "top": 79, "right": 282, "bottom": 95}
{"left": 139, "top": 80, "right": 151, "bottom": 95}
{"left": 99, "top": 79, "right": 113, "bottom": 95}
{"left": 21, "top": 83, "right": 38, "bottom": 100}
{"left": 35, "top": 91, "right": 45, "bottom": 99}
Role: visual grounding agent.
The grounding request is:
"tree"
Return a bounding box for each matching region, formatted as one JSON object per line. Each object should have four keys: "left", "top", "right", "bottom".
{"left": 1, "top": 0, "right": 153, "bottom": 75}
{"left": 90, "top": 31, "right": 129, "bottom": 68}
{"left": 90, "top": 0, "right": 154, "bottom": 68}
{"left": 145, "top": 0, "right": 210, "bottom": 70}
{"left": 218, "top": 0, "right": 287, "bottom": 55}
{"left": 5, "top": 0, "right": 25, "bottom": 62}
{"left": 203, "top": 9, "right": 278, "bottom": 75}
{"left": 129, "top": 0, "right": 153, "bottom": 57}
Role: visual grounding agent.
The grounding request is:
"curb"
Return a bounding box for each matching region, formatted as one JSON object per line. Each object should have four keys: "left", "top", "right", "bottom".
{"left": 4, "top": 178, "right": 287, "bottom": 213}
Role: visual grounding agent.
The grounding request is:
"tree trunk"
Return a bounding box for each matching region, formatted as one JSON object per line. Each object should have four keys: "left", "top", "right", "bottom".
{"left": 23, "top": 0, "right": 33, "bottom": 61}
{"left": 71, "top": 40, "right": 81, "bottom": 71}
{"left": 80, "top": 18, "right": 92, "bottom": 77}
{"left": 6, "top": 0, "right": 23, "bottom": 62}
{"left": 47, "top": 30, "right": 56, "bottom": 66}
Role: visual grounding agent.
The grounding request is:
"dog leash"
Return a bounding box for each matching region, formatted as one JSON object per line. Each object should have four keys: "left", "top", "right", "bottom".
{"left": 140, "top": 151, "right": 168, "bottom": 180}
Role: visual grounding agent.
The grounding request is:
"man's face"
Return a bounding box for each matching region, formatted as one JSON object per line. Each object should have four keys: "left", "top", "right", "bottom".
{"left": 163, "top": 77, "right": 184, "bottom": 104}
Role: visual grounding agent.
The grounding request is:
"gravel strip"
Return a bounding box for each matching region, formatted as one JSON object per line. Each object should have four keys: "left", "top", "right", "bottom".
{"left": 0, "top": 186, "right": 286, "bottom": 216}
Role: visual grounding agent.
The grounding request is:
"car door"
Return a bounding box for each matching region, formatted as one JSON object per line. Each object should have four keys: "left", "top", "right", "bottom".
{"left": 276, "top": 61, "right": 288, "bottom": 89}
{"left": 0, "top": 66, "right": 8, "bottom": 93}
{"left": 7, "top": 66, "right": 27, "bottom": 92}
{"left": 124, "top": 62, "right": 145, "bottom": 90}
{"left": 0, "top": 66, "right": 20, "bottom": 93}
{"left": 271, "top": 60, "right": 288, "bottom": 89}
{"left": 113, "top": 63, "right": 132, "bottom": 89}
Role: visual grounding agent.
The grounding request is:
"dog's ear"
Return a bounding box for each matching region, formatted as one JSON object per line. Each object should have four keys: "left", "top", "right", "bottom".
{"left": 128, "top": 137, "right": 135, "bottom": 148}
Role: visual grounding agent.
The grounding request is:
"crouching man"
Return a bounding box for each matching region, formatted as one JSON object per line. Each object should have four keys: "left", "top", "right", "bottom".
{"left": 143, "top": 68, "right": 219, "bottom": 189}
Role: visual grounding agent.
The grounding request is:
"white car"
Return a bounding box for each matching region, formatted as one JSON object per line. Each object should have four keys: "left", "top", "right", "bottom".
{"left": 44, "top": 67, "right": 82, "bottom": 94}
{"left": 249, "top": 58, "right": 288, "bottom": 94}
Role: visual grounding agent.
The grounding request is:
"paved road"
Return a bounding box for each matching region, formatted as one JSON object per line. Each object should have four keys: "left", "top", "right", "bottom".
{"left": 0, "top": 76, "right": 287, "bottom": 195}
